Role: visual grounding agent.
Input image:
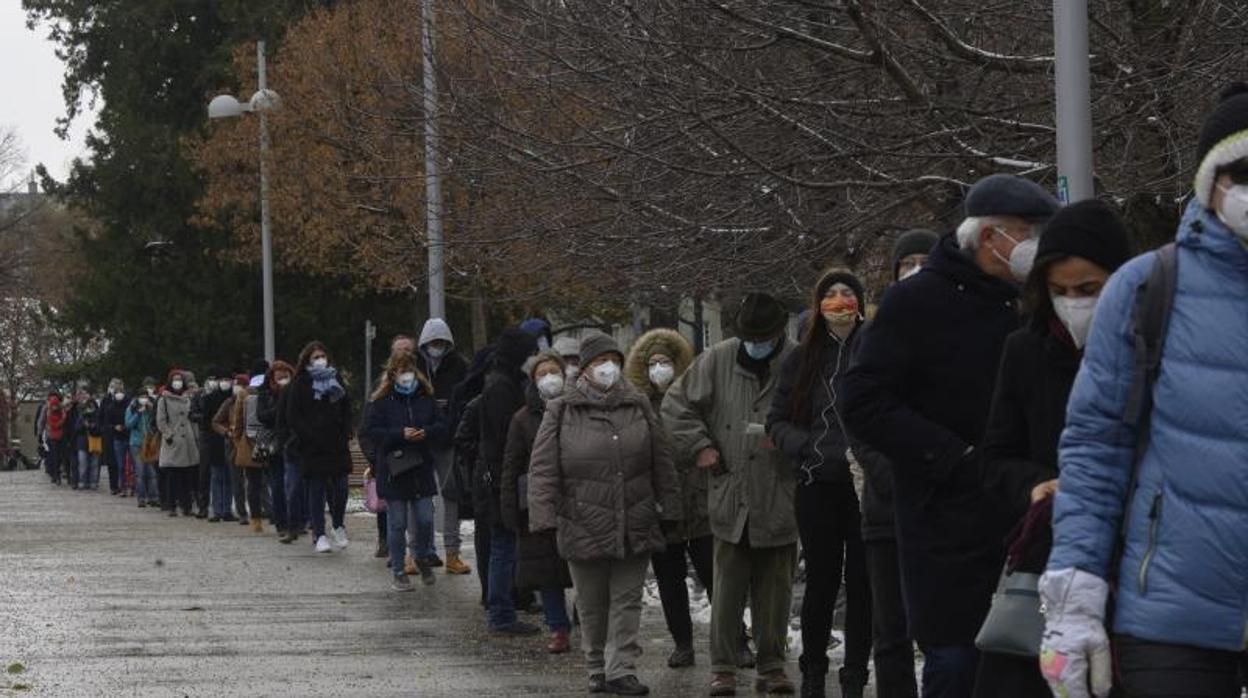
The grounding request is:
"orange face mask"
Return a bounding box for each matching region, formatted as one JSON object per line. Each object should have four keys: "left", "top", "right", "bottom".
{"left": 820, "top": 296, "right": 859, "bottom": 317}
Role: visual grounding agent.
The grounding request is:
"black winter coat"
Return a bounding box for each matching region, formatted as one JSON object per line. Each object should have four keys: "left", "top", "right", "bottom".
{"left": 476, "top": 359, "right": 527, "bottom": 527}
{"left": 500, "top": 384, "right": 573, "bottom": 590}
{"left": 453, "top": 395, "right": 484, "bottom": 514}
{"left": 365, "top": 385, "right": 447, "bottom": 501}
{"left": 416, "top": 351, "right": 469, "bottom": 408}
{"left": 973, "top": 323, "right": 1074, "bottom": 698}
{"left": 842, "top": 233, "right": 1020, "bottom": 645}
{"left": 767, "top": 326, "right": 861, "bottom": 485}
{"left": 981, "top": 324, "right": 1077, "bottom": 541}
{"left": 284, "top": 371, "right": 353, "bottom": 477}
{"left": 197, "top": 390, "right": 230, "bottom": 469}
{"left": 100, "top": 395, "right": 129, "bottom": 438}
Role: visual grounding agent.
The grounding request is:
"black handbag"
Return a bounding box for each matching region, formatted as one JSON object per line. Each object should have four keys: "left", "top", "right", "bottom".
{"left": 387, "top": 445, "right": 425, "bottom": 477}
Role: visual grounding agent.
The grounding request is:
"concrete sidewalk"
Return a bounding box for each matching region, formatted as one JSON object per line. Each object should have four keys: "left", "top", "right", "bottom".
{"left": 0, "top": 469, "right": 817, "bottom": 697}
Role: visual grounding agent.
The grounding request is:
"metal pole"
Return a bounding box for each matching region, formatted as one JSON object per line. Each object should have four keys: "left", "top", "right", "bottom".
{"left": 364, "top": 320, "right": 375, "bottom": 401}
{"left": 421, "top": 0, "right": 445, "bottom": 320}
{"left": 257, "top": 40, "right": 276, "bottom": 362}
{"left": 1053, "top": 0, "right": 1094, "bottom": 204}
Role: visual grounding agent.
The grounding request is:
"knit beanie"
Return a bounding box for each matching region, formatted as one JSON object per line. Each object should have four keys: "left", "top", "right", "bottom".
{"left": 1194, "top": 83, "right": 1248, "bottom": 208}
{"left": 814, "top": 269, "right": 866, "bottom": 313}
{"left": 735, "top": 292, "right": 789, "bottom": 342}
{"left": 890, "top": 229, "right": 939, "bottom": 280}
{"left": 1036, "top": 199, "right": 1133, "bottom": 274}
{"left": 578, "top": 331, "right": 622, "bottom": 367}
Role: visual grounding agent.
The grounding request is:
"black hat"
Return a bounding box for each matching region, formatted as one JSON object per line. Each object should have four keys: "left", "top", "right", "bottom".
{"left": 494, "top": 328, "right": 538, "bottom": 370}
{"left": 814, "top": 269, "right": 866, "bottom": 314}
{"left": 1194, "top": 83, "right": 1248, "bottom": 208}
{"left": 1036, "top": 199, "right": 1133, "bottom": 274}
{"left": 578, "top": 331, "right": 622, "bottom": 367}
{"left": 965, "top": 174, "right": 1060, "bottom": 223}
{"left": 735, "top": 292, "right": 789, "bottom": 342}
{"left": 891, "top": 229, "right": 939, "bottom": 280}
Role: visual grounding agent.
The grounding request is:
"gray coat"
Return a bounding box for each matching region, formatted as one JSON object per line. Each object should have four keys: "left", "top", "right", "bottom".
{"left": 661, "top": 338, "right": 798, "bottom": 548}
{"left": 527, "top": 379, "right": 681, "bottom": 562}
{"left": 156, "top": 392, "right": 200, "bottom": 468}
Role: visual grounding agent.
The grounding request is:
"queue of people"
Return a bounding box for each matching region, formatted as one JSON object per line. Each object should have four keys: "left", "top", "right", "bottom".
{"left": 32, "top": 87, "right": 1248, "bottom": 698}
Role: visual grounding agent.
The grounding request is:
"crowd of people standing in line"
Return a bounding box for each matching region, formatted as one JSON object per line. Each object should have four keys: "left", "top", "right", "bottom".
{"left": 31, "top": 86, "right": 1248, "bottom": 698}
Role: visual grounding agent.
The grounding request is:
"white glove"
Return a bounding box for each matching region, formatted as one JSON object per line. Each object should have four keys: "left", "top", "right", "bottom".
{"left": 1039, "top": 568, "right": 1113, "bottom": 698}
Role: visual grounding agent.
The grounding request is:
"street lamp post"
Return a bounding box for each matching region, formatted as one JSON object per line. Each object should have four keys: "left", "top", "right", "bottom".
{"left": 208, "top": 40, "right": 280, "bottom": 363}
{"left": 1053, "top": 0, "right": 1094, "bottom": 204}
{"left": 421, "top": 0, "right": 445, "bottom": 321}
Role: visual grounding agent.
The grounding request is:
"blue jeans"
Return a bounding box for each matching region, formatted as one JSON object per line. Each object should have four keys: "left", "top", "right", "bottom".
{"left": 267, "top": 457, "right": 288, "bottom": 531}
{"left": 387, "top": 497, "right": 435, "bottom": 575}
{"left": 306, "top": 472, "right": 347, "bottom": 538}
{"left": 919, "top": 644, "right": 979, "bottom": 698}
{"left": 131, "top": 446, "right": 158, "bottom": 503}
{"left": 110, "top": 437, "right": 128, "bottom": 492}
{"left": 541, "top": 587, "right": 571, "bottom": 632}
{"left": 284, "top": 455, "right": 306, "bottom": 532}
{"left": 210, "top": 465, "right": 233, "bottom": 518}
{"left": 77, "top": 450, "right": 99, "bottom": 489}
{"left": 487, "top": 526, "right": 518, "bottom": 628}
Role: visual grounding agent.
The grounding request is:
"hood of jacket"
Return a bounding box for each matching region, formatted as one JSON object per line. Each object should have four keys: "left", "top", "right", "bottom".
{"left": 419, "top": 318, "right": 455, "bottom": 349}
{"left": 625, "top": 328, "right": 695, "bottom": 403}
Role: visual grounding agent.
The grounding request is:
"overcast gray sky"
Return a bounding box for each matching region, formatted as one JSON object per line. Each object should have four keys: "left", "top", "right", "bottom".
{"left": 0, "top": 0, "right": 97, "bottom": 190}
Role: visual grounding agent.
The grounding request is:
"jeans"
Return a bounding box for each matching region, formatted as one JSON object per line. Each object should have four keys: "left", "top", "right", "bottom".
{"left": 651, "top": 534, "right": 715, "bottom": 647}
{"left": 109, "top": 437, "right": 128, "bottom": 492}
{"left": 387, "top": 497, "right": 435, "bottom": 574}
{"left": 210, "top": 465, "right": 233, "bottom": 518}
{"left": 306, "top": 472, "right": 347, "bottom": 538}
{"left": 267, "top": 457, "right": 288, "bottom": 531}
{"left": 283, "top": 455, "right": 307, "bottom": 532}
{"left": 1116, "top": 635, "right": 1248, "bottom": 698}
{"left": 487, "top": 525, "right": 518, "bottom": 628}
{"left": 865, "top": 539, "right": 918, "bottom": 698}
{"left": 796, "top": 482, "right": 872, "bottom": 682}
{"left": 541, "top": 586, "right": 571, "bottom": 632}
{"left": 919, "top": 644, "right": 979, "bottom": 698}
{"left": 77, "top": 450, "right": 100, "bottom": 489}
{"left": 131, "top": 446, "right": 158, "bottom": 503}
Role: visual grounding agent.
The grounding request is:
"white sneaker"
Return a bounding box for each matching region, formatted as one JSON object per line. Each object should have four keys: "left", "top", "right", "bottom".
{"left": 332, "top": 526, "right": 349, "bottom": 549}
{"left": 314, "top": 535, "right": 332, "bottom": 553}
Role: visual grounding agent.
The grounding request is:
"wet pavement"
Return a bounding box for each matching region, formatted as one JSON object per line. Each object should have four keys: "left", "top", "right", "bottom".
{"left": 0, "top": 469, "right": 829, "bottom": 697}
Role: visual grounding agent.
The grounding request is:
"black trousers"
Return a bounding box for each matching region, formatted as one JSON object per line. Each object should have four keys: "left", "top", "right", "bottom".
{"left": 158, "top": 467, "right": 171, "bottom": 509}
{"left": 651, "top": 534, "right": 715, "bottom": 646}
{"left": 166, "top": 467, "right": 194, "bottom": 513}
{"left": 1117, "top": 635, "right": 1247, "bottom": 698}
{"left": 865, "top": 538, "right": 919, "bottom": 698}
{"left": 195, "top": 452, "right": 211, "bottom": 514}
{"left": 475, "top": 523, "right": 493, "bottom": 604}
{"left": 241, "top": 467, "right": 265, "bottom": 520}
{"left": 376, "top": 509, "right": 388, "bottom": 542}
{"left": 796, "top": 481, "right": 872, "bottom": 682}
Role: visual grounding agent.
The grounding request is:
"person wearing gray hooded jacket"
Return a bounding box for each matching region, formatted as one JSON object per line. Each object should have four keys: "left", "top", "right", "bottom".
{"left": 414, "top": 318, "right": 472, "bottom": 575}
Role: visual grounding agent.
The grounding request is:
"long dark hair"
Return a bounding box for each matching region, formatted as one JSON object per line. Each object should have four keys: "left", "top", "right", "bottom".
{"left": 788, "top": 271, "right": 862, "bottom": 426}
{"left": 295, "top": 340, "right": 332, "bottom": 376}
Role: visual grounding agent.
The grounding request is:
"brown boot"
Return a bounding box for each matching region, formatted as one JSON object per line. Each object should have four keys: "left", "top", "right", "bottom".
{"left": 708, "top": 672, "right": 736, "bottom": 696}
{"left": 445, "top": 552, "right": 472, "bottom": 575}
{"left": 404, "top": 553, "right": 417, "bottom": 576}
{"left": 754, "top": 670, "right": 794, "bottom": 695}
{"left": 250, "top": 518, "right": 264, "bottom": 533}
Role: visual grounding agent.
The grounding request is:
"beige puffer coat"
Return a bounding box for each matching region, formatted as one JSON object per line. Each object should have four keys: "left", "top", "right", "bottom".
{"left": 527, "top": 378, "right": 682, "bottom": 562}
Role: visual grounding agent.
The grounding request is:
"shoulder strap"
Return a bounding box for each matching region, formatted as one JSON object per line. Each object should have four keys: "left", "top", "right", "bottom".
{"left": 1114, "top": 243, "right": 1178, "bottom": 552}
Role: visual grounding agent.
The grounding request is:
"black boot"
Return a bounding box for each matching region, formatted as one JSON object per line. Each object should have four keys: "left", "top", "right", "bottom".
{"left": 838, "top": 667, "right": 868, "bottom": 698}
{"left": 798, "top": 656, "right": 827, "bottom": 698}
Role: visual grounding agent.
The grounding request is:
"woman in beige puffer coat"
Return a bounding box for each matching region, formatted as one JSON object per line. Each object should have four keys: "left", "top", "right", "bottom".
{"left": 528, "top": 331, "right": 681, "bottom": 696}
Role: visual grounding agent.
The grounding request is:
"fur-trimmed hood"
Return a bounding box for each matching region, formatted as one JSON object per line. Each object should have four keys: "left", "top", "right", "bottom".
{"left": 625, "top": 328, "right": 695, "bottom": 402}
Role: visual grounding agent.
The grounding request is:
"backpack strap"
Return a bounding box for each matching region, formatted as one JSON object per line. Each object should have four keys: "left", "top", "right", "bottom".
{"left": 1113, "top": 243, "right": 1178, "bottom": 564}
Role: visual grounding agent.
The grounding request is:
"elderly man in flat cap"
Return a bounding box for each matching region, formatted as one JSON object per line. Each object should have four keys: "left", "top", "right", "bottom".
{"left": 842, "top": 174, "right": 1060, "bottom": 698}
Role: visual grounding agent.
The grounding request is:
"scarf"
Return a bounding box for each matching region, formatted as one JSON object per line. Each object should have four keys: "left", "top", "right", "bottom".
{"left": 308, "top": 365, "right": 345, "bottom": 402}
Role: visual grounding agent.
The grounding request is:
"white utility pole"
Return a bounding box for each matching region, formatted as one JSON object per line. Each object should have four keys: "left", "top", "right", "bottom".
{"left": 421, "top": 0, "right": 446, "bottom": 320}
{"left": 1053, "top": 0, "right": 1095, "bottom": 204}
{"left": 258, "top": 40, "right": 276, "bottom": 362}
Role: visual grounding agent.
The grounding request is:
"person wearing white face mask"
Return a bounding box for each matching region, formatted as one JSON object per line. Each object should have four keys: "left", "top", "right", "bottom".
{"left": 1040, "top": 84, "right": 1248, "bottom": 698}
{"left": 285, "top": 341, "right": 353, "bottom": 554}
{"left": 155, "top": 368, "right": 200, "bottom": 516}
{"left": 842, "top": 173, "right": 1058, "bottom": 698}
{"left": 414, "top": 318, "right": 472, "bottom": 575}
{"left": 974, "top": 199, "right": 1132, "bottom": 698}
{"left": 499, "top": 349, "right": 576, "bottom": 653}
{"left": 624, "top": 328, "right": 714, "bottom": 670}
{"left": 528, "top": 331, "right": 682, "bottom": 696}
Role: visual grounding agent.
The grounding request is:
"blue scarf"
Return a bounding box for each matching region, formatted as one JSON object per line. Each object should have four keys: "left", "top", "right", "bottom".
{"left": 308, "top": 365, "right": 345, "bottom": 402}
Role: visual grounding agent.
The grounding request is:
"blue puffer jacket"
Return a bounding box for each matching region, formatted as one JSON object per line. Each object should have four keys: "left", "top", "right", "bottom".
{"left": 1048, "top": 199, "right": 1248, "bottom": 652}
